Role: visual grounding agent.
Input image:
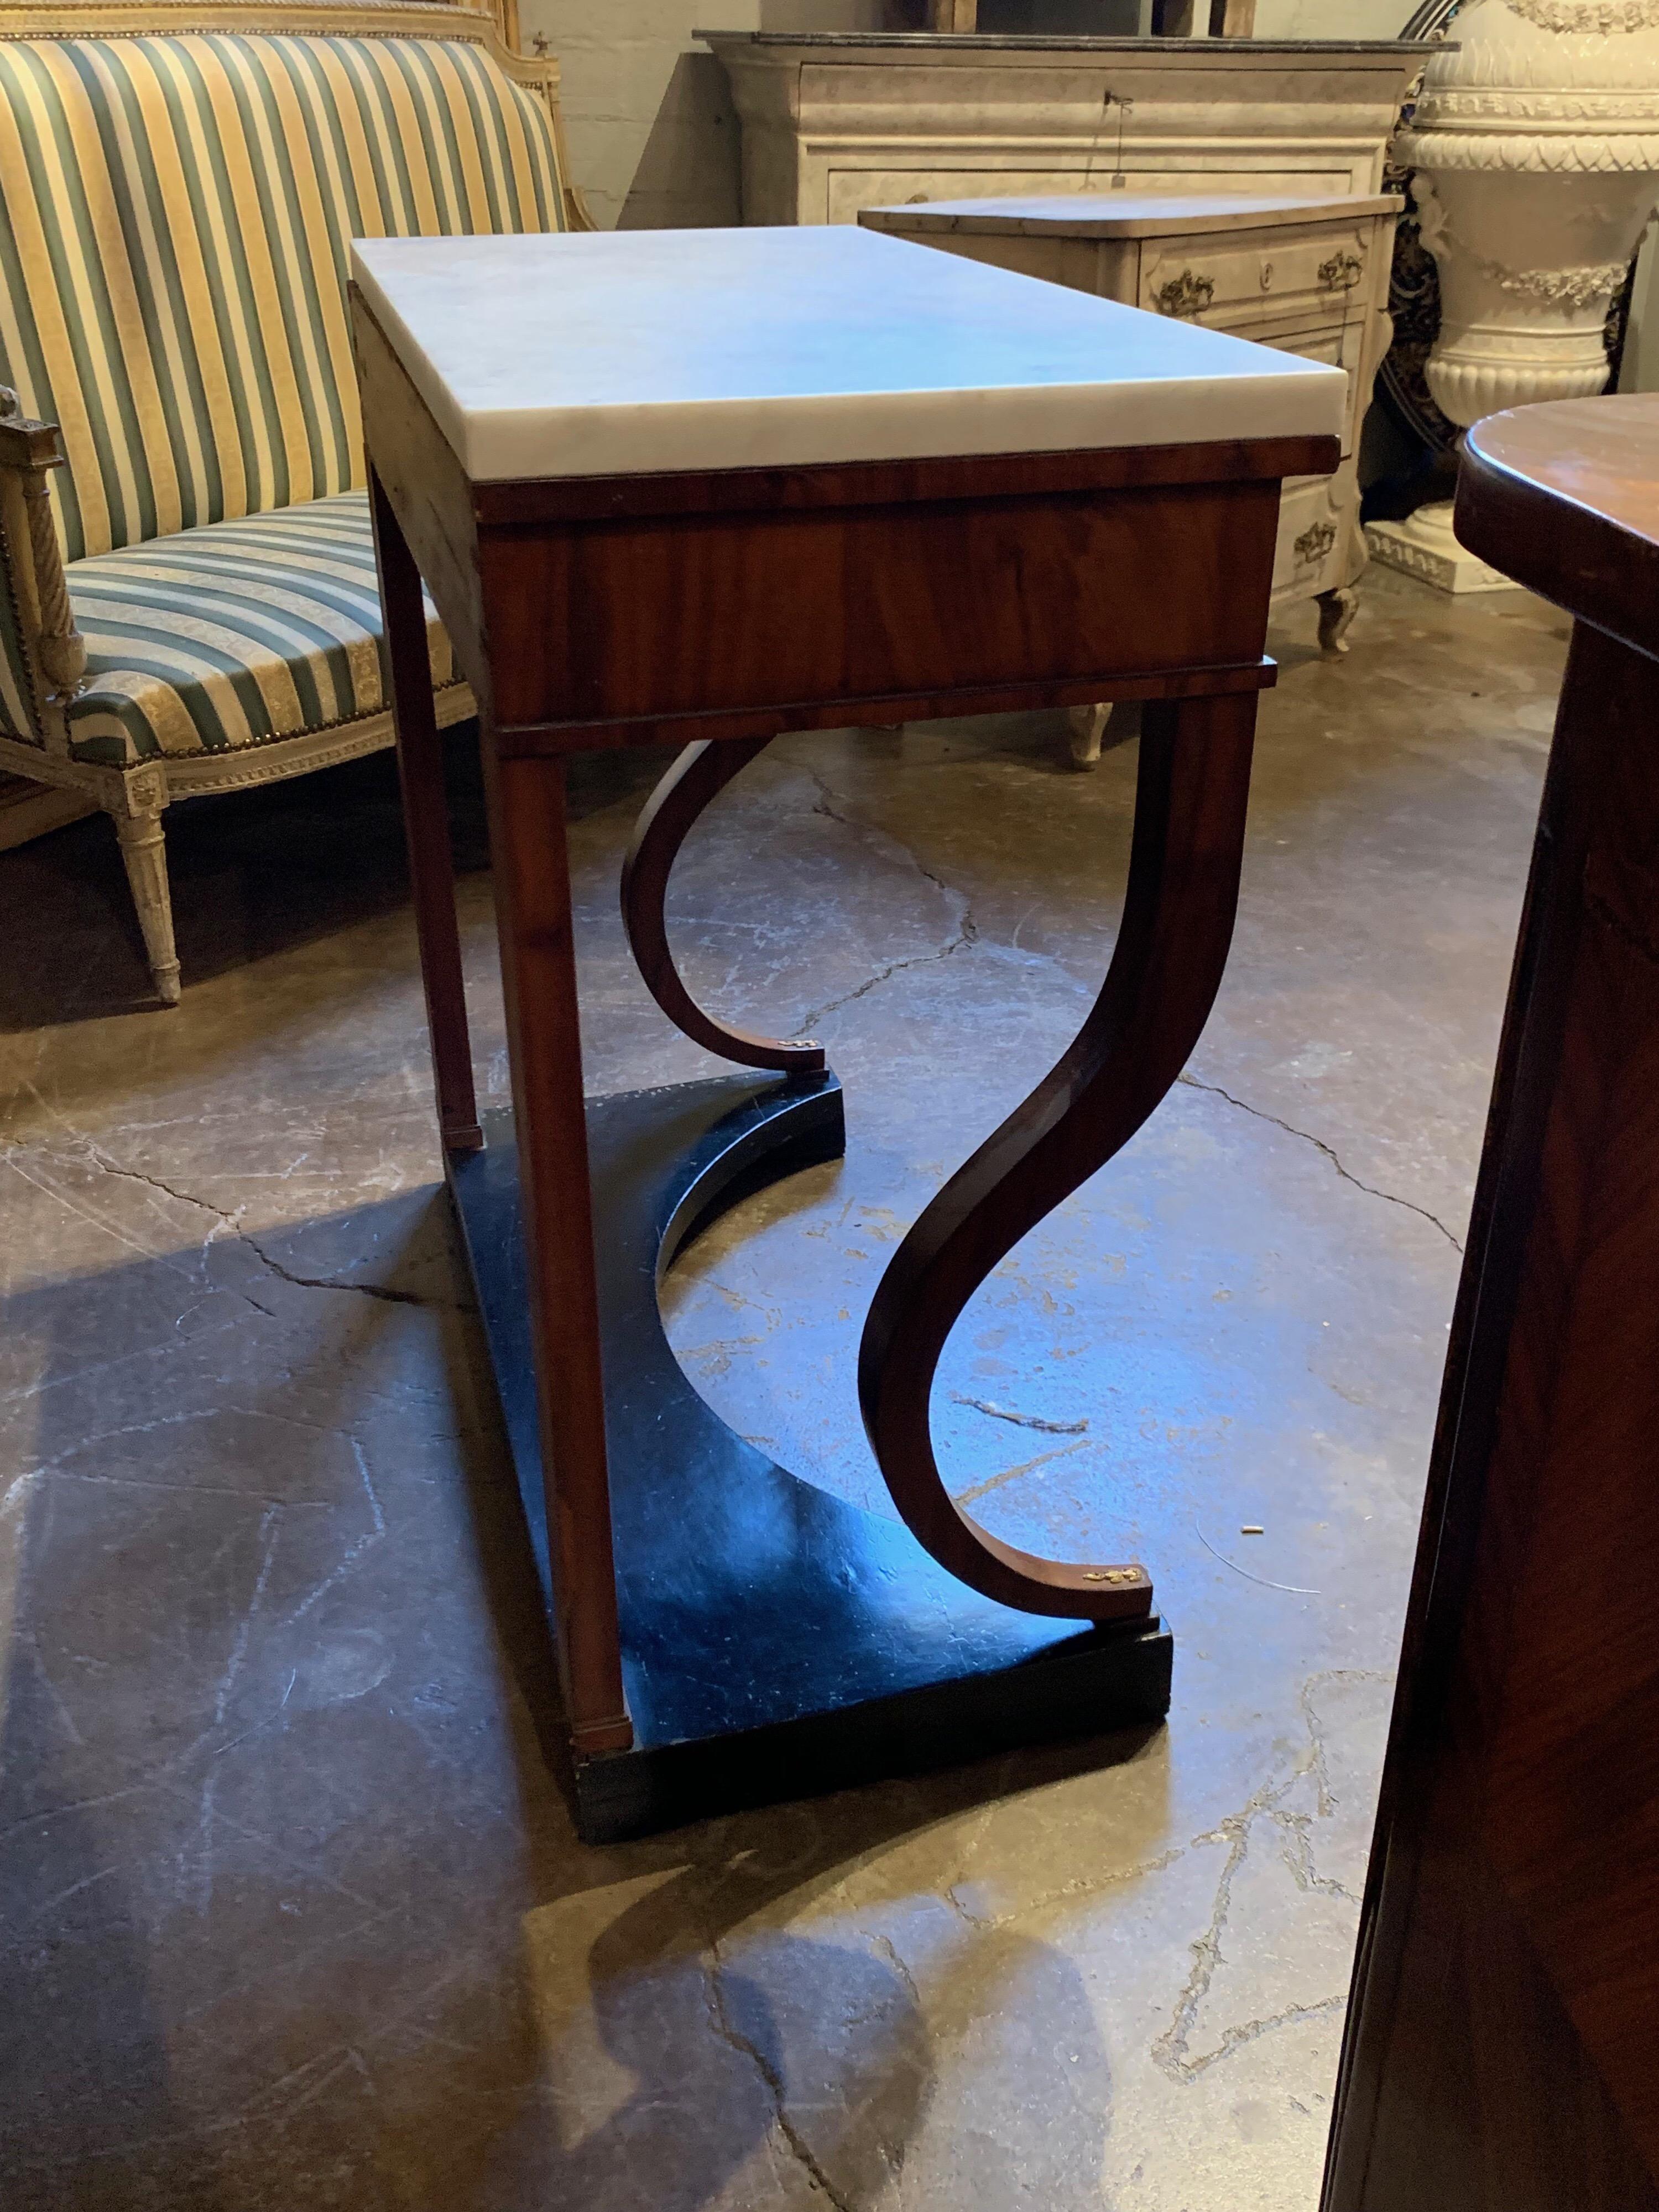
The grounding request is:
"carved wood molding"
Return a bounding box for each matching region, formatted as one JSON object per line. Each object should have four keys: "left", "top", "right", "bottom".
{"left": 0, "top": 686, "right": 474, "bottom": 809}
{"left": 0, "top": 1, "right": 552, "bottom": 98}
{"left": 1152, "top": 269, "right": 1216, "bottom": 318}
{"left": 1507, "top": 0, "right": 1659, "bottom": 29}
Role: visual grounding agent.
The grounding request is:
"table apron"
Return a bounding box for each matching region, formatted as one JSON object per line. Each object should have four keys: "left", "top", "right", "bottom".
{"left": 486, "top": 654, "right": 1277, "bottom": 758}
{"left": 470, "top": 479, "right": 1283, "bottom": 731}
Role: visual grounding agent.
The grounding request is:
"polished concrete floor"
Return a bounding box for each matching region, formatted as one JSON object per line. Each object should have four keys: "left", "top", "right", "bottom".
{"left": 0, "top": 571, "right": 1568, "bottom": 2211}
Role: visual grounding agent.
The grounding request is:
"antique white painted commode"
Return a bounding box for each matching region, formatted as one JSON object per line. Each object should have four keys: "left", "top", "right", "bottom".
{"left": 863, "top": 190, "right": 1406, "bottom": 719}
{"left": 705, "top": 30, "right": 1430, "bottom": 756}
{"left": 700, "top": 32, "right": 1434, "bottom": 221}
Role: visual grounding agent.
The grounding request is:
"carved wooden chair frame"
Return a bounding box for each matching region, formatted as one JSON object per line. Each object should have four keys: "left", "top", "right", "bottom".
{"left": 0, "top": 0, "right": 592, "bottom": 991}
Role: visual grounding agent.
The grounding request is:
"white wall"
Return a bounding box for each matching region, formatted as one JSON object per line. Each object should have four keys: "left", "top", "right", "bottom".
{"left": 518, "top": 2, "right": 910, "bottom": 228}
{"left": 520, "top": 1, "right": 754, "bottom": 231}
{"left": 1253, "top": 0, "right": 1413, "bottom": 33}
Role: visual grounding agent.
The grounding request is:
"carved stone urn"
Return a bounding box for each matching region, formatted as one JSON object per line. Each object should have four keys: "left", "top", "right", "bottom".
{"left": 1369, "top": 0, "right": 1659, "bottom": 591}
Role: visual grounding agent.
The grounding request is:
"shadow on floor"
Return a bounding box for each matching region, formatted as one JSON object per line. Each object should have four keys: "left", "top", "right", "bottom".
{"left": 0, "top": 733, "right": 675, "bottom": 1036}
{"left": 0, "top": 1186, "right": 1157, "bottom": 2209}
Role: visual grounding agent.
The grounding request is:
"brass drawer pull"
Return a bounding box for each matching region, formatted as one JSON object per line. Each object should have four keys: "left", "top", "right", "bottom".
{"left": 1295, "top": 519, "right": 1339, "bottom": 566}
{"left": 1319, "top": 250, "right": 1365, "bottom": 291}
{"left": 1152, "top": 269, "right": 1215, "bottom": 319}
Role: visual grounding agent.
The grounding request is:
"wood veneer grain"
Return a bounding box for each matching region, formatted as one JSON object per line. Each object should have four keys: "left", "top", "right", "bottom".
{"left": 1324, "top": 395, "right": 1659, "bottom": 2212}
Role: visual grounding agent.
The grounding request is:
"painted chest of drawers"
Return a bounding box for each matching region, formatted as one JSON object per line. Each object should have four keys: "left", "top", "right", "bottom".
{"left": 863, "top": 191, "right": 1402, "bottom": 648}
{"left": 702, "top": 32, "right": 1429, "bottom": 229}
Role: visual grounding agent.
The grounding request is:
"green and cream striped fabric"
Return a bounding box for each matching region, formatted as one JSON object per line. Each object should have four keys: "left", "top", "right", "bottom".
{"left": 65, "top": 488, "right": 462, "bottom": 764}
{"left": 0, "top": 32, "right": 566, "bottom": 568}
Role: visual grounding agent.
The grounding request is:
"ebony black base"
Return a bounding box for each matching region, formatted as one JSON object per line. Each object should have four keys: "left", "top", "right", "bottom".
{"left": 449, "top": 1071, "right": 1172, "bottom": 1844}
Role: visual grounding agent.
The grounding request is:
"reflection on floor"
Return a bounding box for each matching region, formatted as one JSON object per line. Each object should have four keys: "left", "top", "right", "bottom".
{"left": 0, "top": 571, "right": 1568, "bottom": 2211}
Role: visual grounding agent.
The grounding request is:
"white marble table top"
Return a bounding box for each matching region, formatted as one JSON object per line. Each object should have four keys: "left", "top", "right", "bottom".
{"left": 862, "top": 192, "right": 1405, "bottom": 240}
{"left": 352, "top": 226, "right": 1345, "bottom": 486}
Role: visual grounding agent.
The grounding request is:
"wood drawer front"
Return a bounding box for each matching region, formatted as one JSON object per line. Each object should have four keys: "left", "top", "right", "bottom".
{"left": 476, "top": 479, "right": 1288, "bottom": 730}
{"left": 1139, "top": 222, "right": 1376, "bottom": 330}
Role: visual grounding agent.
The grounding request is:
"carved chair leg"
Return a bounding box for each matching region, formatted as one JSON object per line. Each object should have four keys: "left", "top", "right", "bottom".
{"left": 112, "top": 790, "right": 181, "bottom": 1006}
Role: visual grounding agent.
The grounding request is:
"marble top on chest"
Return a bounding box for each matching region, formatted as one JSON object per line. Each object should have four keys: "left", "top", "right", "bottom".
{"left": 861, "top": 192, "right": 1405, "bottom": 239}
{"left": 698, "top": 32, "right": 1441, "bottom": 55}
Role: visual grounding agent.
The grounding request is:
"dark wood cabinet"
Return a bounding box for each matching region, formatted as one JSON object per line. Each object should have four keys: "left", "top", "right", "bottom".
{"left": 1323, "top": 394, "right": 1659, "bottom": 2212}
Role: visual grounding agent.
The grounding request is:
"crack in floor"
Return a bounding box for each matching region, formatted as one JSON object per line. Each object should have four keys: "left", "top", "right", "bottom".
{"left": 33, "top": 1142, "right": 441, "bottom": 1308}
{"left": 810, "top": 774, "right": 971, "bottom": 920}
{"left": 795, "top": 764, "right": 1463, "bottom": 1266}
{"left": 797, "top": 768, "right": 980, "bottom": 1031}
{"left": 947, "top": 1845, "right": 1184, "bottom": 1933}
{"left": 1150, "top": 1668, "right": 1390, "bottom": 2084}
{"left": 796, "top": 926, "right": 977, "bottom": 1034}
{"left": 868, "top": 1930, "right": 924, "bottom": 2018}
{"left": 1171, "top": 1992, "right": 1348, "bottom": 2081}
{"left": 1178, "top": 1073, "right": 1465, "bottom": 1250}
{"left": 1271, "top": 1807, "right": 1361, "bottom": 1906}
{"left": 704, "top": 1947, "right": 855, "bottom": 2212}
{"left": 950, "top": 1393, "right": 1088, "bottom": 1436}
{"left": 1300, "top": 1667, "right": 1390, "bottom": 1821}
{"left": 1153, "top": 1762, "right": 1323, "bottom": 2085}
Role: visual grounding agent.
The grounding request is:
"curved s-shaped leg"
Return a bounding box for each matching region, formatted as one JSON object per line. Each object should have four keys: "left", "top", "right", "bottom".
{"left": 622, "top": 738, "right": 826, "bottom": 1076}
{"left": 858, "top": 691, "right": 1259, "bottom": 1623}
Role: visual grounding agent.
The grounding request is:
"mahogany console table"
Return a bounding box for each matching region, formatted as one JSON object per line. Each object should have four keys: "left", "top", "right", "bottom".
{"left": 353, "top": 224, "right": 1340, "bottom": 1842}
{"left": 1323, "top": 394, "right": 1659, "bottom": 2208}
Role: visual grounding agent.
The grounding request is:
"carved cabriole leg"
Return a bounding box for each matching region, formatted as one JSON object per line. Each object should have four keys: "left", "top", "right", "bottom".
{"left": 111, "top": 769, "right": 180, "bottom": 1007}
{"left": 1067, "top": 702, "right": 1109, "bottom": 771}
{"left": 858, "top": 688, "right": 1259, "bottom": 1622}
{"left": 1068, "top": 698, "right": 1142, "bottom": 772}
{"left": 1317, "top": 586, "right": 1359, "bottom": 656}
{"left": 622, "top": 737, "right": 826, "bottom": 1074}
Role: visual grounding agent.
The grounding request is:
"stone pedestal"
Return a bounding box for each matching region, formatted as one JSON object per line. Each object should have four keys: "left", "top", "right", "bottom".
{"left": 1369, "top": 0, "right": 1659, "bottom": 593}
{"left": 1366, "top": 498, "right": 1518, "bottom": 590}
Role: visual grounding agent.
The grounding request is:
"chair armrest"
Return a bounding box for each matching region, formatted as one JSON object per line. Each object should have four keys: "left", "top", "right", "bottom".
{"left": 0, "top": 388, "right": 86, "bottom": 747}
{"left": 561, "top": 176, "right": 601, "bottom": 234}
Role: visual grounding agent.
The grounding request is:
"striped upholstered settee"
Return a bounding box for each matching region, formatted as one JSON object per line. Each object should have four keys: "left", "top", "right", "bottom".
{"left": 0, "top": 0, "right": 581, "bottom": 1003}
